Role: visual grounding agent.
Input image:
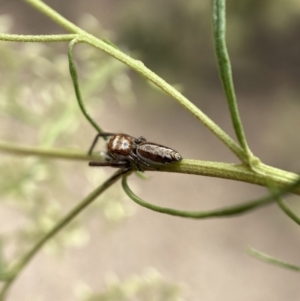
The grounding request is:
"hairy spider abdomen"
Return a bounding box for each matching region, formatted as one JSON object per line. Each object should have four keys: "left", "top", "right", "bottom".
{"left": 137, "top": 143, "right": 182, "bottom": 165}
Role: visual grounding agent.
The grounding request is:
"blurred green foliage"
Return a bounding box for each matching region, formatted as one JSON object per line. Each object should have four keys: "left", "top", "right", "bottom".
{"left": 0, "top": 13, "right": 134, "bottom": 261}
{"left": 118, "top": 0, "right": 300, "bottom": 95}
{"left": 2, "top": 0, "right": 299, "bottom": 298}
{"left": 78, "top": 268, "right": 184, "bottom": 301}
{"left": 0, "top": 12, "right": 185, "bottom": 300}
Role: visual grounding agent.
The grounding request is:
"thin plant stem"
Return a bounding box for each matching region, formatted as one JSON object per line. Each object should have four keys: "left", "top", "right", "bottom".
{"left": 122, "top": 175, "right": 300, "bottom": 219}
{"left": 68, "top": 39, "right": 104, "bottom": 135}
{"left": 159, "top": 160, "right": 300, "bottom": 195}
{"left": 0, "top": 33, "right": 76, "bottom": 42}
{"left": 24, "top": 0, "right": 247, "bottom": 163}
{"left": 0, "top": 140, "right": 92, "bottom": 161}
{"left": 0, "top": 168, "right": 131, "bottom": 300}
{"left": 247, "top": 248, "right": 300, "bottom": 272}
{"left": 277, "top": 199, "right": 300, "bottom": 225}
{"left": 25, "top": 0, "right": 87, "bottom": 35}
{"left": 212, "top": 0, "right": 252, "bottom": 161}
{"left": 267, "top": 184, "right": 300, "bottom": 225}
{"left": 1, "top": 141, "right": 300, "bottom": 195}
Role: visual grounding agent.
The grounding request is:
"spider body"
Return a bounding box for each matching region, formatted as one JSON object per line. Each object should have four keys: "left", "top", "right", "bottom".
{"left": 88, "top": 133, "right": 182, "bottom": 171}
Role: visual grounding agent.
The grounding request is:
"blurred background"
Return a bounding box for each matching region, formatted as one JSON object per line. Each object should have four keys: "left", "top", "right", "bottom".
{"left": 1, "top": 0, "right": 300, "bottom": 300}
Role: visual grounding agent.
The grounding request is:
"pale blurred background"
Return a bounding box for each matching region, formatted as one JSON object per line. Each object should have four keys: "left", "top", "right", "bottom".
{"left": 1, "top": 0, "right": 300, "bottom": 300}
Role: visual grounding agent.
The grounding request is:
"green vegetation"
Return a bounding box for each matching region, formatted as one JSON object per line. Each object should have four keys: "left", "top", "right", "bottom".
{"left": 0, "top": 0, "right": 299, "bottom": 300}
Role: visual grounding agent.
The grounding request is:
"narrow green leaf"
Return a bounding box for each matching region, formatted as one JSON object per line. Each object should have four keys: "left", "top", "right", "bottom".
{"left": 212, "top": 0, "right": 251, "bottom": 160}
{"left": 247, "top": 248, "right": 300, "bottom": 272}
{"left": 277, "top": 198, "right": 300, "bottom": 225}
{"left": 122, "top": 175, "right": 300, "bottom": 219}
{"left": 68, "top": 39, "right": 104, "bottom": 136}
{"left": 123, "top": 177, "right": 265, "bottom": 219}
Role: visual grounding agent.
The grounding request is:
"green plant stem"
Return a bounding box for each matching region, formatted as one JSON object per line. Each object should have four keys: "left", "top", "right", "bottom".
{"left": 212, "top": 0, "right": 252, "bottom": 160}
{"left": 160, "top": 160, "right": 300, "bottom": 195}
{"left": 122, "top": 175, "right": 300, "bottom": 219}
{"left": 0, "top": 140, "right": 91, "bottom": 161}
{"left": 0, "top": 33, "right": 76, "bottom": 42}
{"left": 25, "top": 0, "right": 87, "bottom": 35}
{"left": 247, "top": 248, "right": 300, "bottom": 272}
{"left": 1, "top": 141, "right": 299, "bottom": 195}
{"left": 23, "top": 0, "right": 247, "bottom": 164}
{"left": 0, "top": 168, "right": 130, "bottom": 300}
{"left": 68, "top": 39, "right": 104, "bottom": 134}
{"left": 122, "top": 176, "right": 269, "bottom": 218}
{"left": 277, "top": 199, "right": 300, "bottom": 225}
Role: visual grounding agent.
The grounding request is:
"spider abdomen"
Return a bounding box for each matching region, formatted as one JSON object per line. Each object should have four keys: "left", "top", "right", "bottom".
{"left": 137, "top": 143, "right": 182, "bottom": 165}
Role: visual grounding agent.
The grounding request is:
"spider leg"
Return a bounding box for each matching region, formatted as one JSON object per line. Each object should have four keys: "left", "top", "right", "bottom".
{"left": 88, "top": 132, "right": 116, "bottom": 155}
{"left": 89, "top": 160, "right": 130, "bottom": 168}
{"left": 136, "top": 136, "right": 147, "bottom": 144}
{"left": 99, "top": 151, "right": 114, "bottom": 161}
{"left": 127, "top": 153, "right": 157, "bottom": 171}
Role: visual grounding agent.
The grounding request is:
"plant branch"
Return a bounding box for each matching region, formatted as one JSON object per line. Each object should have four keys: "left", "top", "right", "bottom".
{"left": 0, "top": 168, "right": 131, "bottom": 300}
{"left": 1, "top": 141, "right": 299, "bottom": 195}
{"left": 212, "top": 0, "right": 252, "bottom": 161}
{"left": 0, "top": 33, "right": 76, "bottom": 42}
{"left": 24, "top": 0, "right": 87, "bottom": 34}
{"left": 159, "top": 160, "right": 300, "bottom": 195}
{"left": 23, "top": 0, "right": 247, "bottom": 163}
{"left": 0, "top": 140, "right": 91, "bottom": 161}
